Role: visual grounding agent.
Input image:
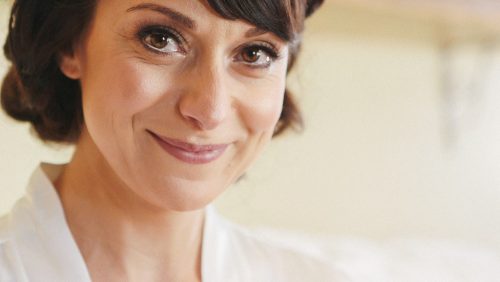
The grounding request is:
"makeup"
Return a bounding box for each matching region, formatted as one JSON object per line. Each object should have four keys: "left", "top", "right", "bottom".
{"left": 148, "top": 131, "right": 229, "bottom": 164}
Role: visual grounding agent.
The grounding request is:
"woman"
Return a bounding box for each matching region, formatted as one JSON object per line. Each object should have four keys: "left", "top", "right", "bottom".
{"left": 0, "top": 0, "right": 345, "bottom": 281}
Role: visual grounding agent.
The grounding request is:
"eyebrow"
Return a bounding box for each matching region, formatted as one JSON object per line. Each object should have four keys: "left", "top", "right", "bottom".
{"left": 127, "top": 3, "right": 270, "bottom": 39}
{"left": 126, "top": 3, "right": 196, "bottom": 30}
{"left": 245, "top": 27, "right": 268, "bottom": 38}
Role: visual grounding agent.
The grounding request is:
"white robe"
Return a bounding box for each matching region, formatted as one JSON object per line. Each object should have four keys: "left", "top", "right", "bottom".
{"left": 2, "top": 164, "right": 500, "bottom": 281}
{"left": 0, "top": 164, "right": 346, "bottom": 282}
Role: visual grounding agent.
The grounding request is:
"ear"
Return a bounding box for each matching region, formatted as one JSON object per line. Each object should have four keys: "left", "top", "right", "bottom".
{"left": 59, "top": 50, "right": 82, "bottom": 80}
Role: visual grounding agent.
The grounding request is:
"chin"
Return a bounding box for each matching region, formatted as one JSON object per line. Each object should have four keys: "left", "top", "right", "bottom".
{"left": 167, "top": 200, "right": 212, "bottom": 212}
{"left": 142, "top": 178, "right": 226, "bottom": 212}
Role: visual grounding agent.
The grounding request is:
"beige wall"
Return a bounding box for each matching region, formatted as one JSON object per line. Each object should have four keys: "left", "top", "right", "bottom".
{"left": 1, "top": 2, "right": 500, "bottom": 250}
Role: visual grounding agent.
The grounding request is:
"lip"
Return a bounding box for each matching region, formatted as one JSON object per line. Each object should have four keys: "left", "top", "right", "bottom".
{"left": 147, "top": 130, "right": 229, "bottom": 164}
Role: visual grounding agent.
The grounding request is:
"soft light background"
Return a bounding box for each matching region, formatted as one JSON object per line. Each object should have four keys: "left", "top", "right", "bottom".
{"left": 1, "top": 1, "right": 500, "bottom": 251}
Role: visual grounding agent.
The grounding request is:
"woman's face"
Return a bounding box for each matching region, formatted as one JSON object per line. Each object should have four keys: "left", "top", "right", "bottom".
{"left": 63, "top": 0, "right": 289, "bottom": 211}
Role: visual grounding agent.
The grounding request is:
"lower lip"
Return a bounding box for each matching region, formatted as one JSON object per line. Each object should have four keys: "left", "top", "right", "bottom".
{"left": 149, "top": 132, "right": 228, "bottom": 165}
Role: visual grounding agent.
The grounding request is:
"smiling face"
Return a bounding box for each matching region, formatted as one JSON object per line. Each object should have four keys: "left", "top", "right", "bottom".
{"left": 60, "top": 0, "right": 289, "bottom": 211}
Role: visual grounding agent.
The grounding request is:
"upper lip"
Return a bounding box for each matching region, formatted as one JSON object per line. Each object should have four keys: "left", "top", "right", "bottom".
{"left": 147, "top": 130, "right": 229, "bottom": 152}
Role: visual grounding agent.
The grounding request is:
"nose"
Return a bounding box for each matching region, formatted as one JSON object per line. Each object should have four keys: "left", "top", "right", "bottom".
{"left": 178, "top": 61, "right": 230, "bottom": 131}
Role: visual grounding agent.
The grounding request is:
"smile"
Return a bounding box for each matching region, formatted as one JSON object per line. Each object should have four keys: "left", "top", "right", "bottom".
{"left": 147, "top": 130, "right": 229, "bottom": 164}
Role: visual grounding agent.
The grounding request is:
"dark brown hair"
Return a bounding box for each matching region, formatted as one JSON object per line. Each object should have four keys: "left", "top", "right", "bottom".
{"left": 1, "top": 0, "right": 324, "bottom": 143}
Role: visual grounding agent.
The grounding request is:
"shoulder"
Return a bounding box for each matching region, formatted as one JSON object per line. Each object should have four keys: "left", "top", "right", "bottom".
{"left": 214, "top": 214, "right": 500, "bottom": 282}
{"left": 0, "top": 214, "right": 18, "bottom": 281}
{"left": 0, "top": 214, "right": 10, "bottom": 243}
{"left": 318, "top": 237, "right": 500, "bottom": 281}
{"left": 219, "top": 219, "right": 350, "bottom": 281}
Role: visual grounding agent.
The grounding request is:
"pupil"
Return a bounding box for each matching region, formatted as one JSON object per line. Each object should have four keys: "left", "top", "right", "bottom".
{"left": 152, "top": 33, "right": 167, "bottom": 48}
{"left": 244, "top": 49, "right": 260, "bottom": 62}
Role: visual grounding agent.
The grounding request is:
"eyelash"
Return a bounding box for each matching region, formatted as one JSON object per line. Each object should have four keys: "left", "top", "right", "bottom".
{"left": 137, "top": 25, "right": 187, "bottom": 55}
{"left": 135, "top": 24, "right": 282, "bottom": 69}
{"left": 236, "top": 42, "right": 280, "bottom": 69}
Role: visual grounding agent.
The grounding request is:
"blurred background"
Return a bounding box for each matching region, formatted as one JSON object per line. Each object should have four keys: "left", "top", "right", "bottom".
{"left": 1, "top": 0, "right": 500, "bottom": 251}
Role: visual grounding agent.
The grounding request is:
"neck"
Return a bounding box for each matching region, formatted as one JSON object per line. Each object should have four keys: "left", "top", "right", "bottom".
{"left": 54, "top": 131, "right": 204, "bottom": 282}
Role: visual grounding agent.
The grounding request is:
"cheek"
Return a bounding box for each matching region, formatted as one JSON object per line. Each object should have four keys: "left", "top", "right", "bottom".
{"left": 238, "top": 79, "right": 286, "bottom": 134}
{"left": 81, "top": 56, "right": 177, "bottom": 132}
{"left": 93, "top": 64, "right": 165, "bottom": 111}
{"left": 79, "top": 52, "right": 178, "bottom": 171}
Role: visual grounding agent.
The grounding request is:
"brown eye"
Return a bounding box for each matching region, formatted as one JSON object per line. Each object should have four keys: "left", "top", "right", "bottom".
{"left": 139, "top": 27, "right": 184, "bottom": 54}
{"left": 242, "top": 47, "right": 264, "bottom": 63}
{"left": 238, "top": 44, "right": 279, "bottom": 69}
{"left": 145, "top": 32, "right": 172, "bottom": 49}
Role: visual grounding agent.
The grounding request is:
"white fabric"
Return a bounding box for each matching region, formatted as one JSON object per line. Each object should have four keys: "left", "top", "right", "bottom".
{"left": 0, "top": 164, "right": 346, "bottom": 282}
{"left": 254, "top": 230, "right": 500, "bottom": 282}
{"left": 2, "top": 164, "right": 500, "bottom": 281}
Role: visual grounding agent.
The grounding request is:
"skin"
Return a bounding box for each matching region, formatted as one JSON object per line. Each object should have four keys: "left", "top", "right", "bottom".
{"left": 56, "top": 0, "right": 290, "bottom": 281}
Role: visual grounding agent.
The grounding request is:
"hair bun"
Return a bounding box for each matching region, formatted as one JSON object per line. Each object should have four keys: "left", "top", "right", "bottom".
{"left": 306, "top": 0, "right": 325, "bottom": 17}
{"left": 1, "top": 66, "right": 38, "bottom": 123}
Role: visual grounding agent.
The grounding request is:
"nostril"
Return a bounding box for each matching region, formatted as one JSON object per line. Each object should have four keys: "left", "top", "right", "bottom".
{"left": 178, "top": 93, "right": 229, "bottom": 131}
{"left": 182, "top": 111, "right": 216, "bottom": 131}
{"left": 188, "top": 117, "right": 204, "bottom": 130}
{"left": 177, "top": 75, "right": 229, "bottom": 130}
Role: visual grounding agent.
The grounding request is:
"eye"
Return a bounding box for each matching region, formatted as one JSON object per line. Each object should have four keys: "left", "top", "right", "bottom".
{"left": 138, "top": 26, "right": 184, "bottom": 55}
{"left": 237, "top": 44, "right": 279, "bottom": 68}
